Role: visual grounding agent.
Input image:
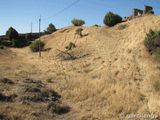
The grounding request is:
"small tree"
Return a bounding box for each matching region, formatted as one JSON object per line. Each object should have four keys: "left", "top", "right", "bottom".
{"left": 6, "top": 27, "right": 19, "bottom": 41}
{"left": 6, "top": 27, "right": 19, "bottom": 46}
{"left": 65, "top": 42, "right": 76, "bottom": 51}
{"left": 103, "top": 12, "right": 122, "bottom": 26}
{"left": 72, "top": 19, "right": 85, "bottom": 26}
{"left": 30, "top": 40, "right": 45, "bottom": 52}
{"left": 46, "top": 23, "right": 56, "bottom": 34}
{"left": 75, "top": 28, "right": 83, "bottom": 37}
{"left": 57, "top": 42, "right": 76, "bottom": 60}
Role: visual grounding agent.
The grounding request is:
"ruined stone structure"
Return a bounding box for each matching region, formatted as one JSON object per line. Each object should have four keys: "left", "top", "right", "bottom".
{"left": 123, "top": 5, "right": 154, "bottom": 22}
{"left": 143, "top": 5, "right": 153, "bottom": 14}
{"left": 133, "top": 9, "right": 143, "bottom": 16}
{"left": 132, "top": 5, "right": 153, "bottom": 17}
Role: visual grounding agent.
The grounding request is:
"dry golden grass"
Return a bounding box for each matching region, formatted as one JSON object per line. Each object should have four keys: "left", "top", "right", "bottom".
{"left": 0, "top": 14, "right": 160, "bottom": 119}
{"left": 153, "top": 80, "right": 160, "bottom": 92}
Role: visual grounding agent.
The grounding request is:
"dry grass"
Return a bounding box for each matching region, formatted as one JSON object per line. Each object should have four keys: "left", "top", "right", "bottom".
{"left": 1, "top": 15, "right": 160, "bottom": 119}
{"left": 153, "top": 80, "right": 160, "bottom": 92}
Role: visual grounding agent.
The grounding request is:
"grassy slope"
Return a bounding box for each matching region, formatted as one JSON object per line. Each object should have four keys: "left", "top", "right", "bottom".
{"left": 0, "top": 14, "right": 160, "bottom": 120}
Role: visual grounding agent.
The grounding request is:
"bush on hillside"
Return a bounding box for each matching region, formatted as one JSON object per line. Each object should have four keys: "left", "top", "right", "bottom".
{"left": 30, "top": 40, "right": 45, "bottom": 52}
{"left": 75, "top": 28, "right": 83, "bottom": 37}
{"left": 103, "top": 12, "right": 122, "bottom": 27}
{"left": 72, "top": 19, "right": 85, "bottom": 26}
{"left": 94, "top": 24, "right": 99, "bottom": 27}
{"left": 144, "top": 29, "right": 160, "bottom": 54}
{"left": 65, "top": 42, "right": 76, "bottom": 51}
{"left": 6, "top": 27, "right": 19, "bottom": 47}
{"left": 6, "top": 27, "right": 19, "bottom": 41}
{"left": 146, "top": 10, "right": 154, "bottom": 14}
{"left": 46, "top": 23, "right": 56, "bottom": 34}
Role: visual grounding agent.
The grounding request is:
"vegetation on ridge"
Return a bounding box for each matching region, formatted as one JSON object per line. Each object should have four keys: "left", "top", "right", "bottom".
{"left": 103, "top": 11, "right": 122, "bottom": 26}
{"left": 72, "top": 19, "right": 85, "bottom": 26}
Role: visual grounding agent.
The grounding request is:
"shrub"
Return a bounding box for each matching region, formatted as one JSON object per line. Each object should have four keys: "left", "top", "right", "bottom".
{"left": 71, "top": 19, "right": 85, "bottom": 26}
{"left": 146, "top": 9, "right": 154, "bottom": 14}
{"left": 46, "top": 23, "right": 56, "bottom": 34}
{"left": 46, "top": 78, "right": 52, "bottom": 83}
{"left": 30, "top": 40, "right": 45, "bottom": 52}
{"left": 144, "top": 29, "right": 160, "bottom": 54}
{"left": 65, "top": 42, "right": 76, "bottom": 51}
{"left": 94, "top": 24, "right": 99, "bottom": 27}
{"left": 103, "top": 12, "right": 122, "bottom": 26}
{"left": 47, "top": 102, "right": 70, "bottom": 115}
{"left": 6, "top": 27, "right": 19, "bottom": 47}
{"left": 6, "top": 27, "right": 19, "bottom": 41}
{"left": 75, "top": 28, "right": 83, "bottom": 37}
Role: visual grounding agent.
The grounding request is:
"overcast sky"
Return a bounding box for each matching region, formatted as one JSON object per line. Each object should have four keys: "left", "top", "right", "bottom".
{"left": 0, "top": 0, "right": 160, "bottom": 35}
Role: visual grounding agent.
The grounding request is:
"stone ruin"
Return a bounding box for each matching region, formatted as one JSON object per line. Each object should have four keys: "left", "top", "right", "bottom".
{"left": 123, "top": 5, "right": 154, "bottom": 21}
{"left": 132, "top": 5, "right": 153, "bottom": 16}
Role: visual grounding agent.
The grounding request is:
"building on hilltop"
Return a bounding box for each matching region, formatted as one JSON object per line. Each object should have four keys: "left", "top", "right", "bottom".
{"left": 132, "top": 5, "right": 153, "bottom": 17}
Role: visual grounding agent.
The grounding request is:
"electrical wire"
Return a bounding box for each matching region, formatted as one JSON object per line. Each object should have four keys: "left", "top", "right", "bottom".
{"left": 43, "top": 0, "right": 81, "bottom": 21}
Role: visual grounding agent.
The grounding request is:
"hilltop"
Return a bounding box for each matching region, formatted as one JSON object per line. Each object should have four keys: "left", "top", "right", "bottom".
{"left": 0, "top": 14, "right": 160, "bottom": 120}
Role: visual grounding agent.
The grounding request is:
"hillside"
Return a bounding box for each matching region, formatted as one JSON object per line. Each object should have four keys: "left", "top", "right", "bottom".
{"left": 0, "top": 14, "right": 160, "bottom": 120}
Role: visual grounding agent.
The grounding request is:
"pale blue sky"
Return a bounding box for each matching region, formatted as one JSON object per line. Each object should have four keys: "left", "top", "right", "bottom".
{"left": 0, "top": 0, "right": 160, "bottom": 35}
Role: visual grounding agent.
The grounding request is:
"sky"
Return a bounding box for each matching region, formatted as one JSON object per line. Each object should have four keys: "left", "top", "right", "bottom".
{"left": 0, "top": 0, "right": 160, "bottom": 35}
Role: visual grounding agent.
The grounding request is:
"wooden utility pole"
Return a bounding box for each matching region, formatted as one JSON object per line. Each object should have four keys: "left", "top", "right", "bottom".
{"left": 39, "top": 16, "right": 41, "bottom": 57}
{"left": 31, "top": 22, "right": 32, "bottom": 33}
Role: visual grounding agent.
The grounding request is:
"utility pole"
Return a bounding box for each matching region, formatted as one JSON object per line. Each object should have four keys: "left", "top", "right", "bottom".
{"left": 39, "top": 16, "right": 41, "bottom": 57}
{"left": 31, "top": 22, "right": 32, "bottom": 33}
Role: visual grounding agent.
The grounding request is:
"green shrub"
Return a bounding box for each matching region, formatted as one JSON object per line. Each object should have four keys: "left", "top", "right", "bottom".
{"left": 144, "top": 29, "right": 160, "bottom": 53}
{"left": 6, "top": 27, "right": 19, "bottom": 47}
{"left": 46, "top": 23, "right": 56, "bottom": 34}
{"left": 75, "top": 28, "right": 83, "bottom": 37}
{"left": 46, "top": 78, "right": 52, "bottom": 83}
{"left": 30, "top": 40, "right": 45, "bottom": 52}
{"left": 146, "top": 9, "right": 154, "bottom": 14}
{"left": 72, "top": 19, "right": 85, "bottom": 26}
{"left": 103, "top": 12, "right": 122, "bottom": 26}
{"left": 6, "top": 27, "right": 19, "bottom": 41}
{"left": 65, "top": 42, "right": 76, "bottom": 51}
{"left": 94, "top": 24, "right": 99, "bottom": 27}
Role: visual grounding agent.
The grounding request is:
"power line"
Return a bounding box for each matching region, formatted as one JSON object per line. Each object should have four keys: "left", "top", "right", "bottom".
{"left": 43, "top": 0, "right": 80, "bottom": 20}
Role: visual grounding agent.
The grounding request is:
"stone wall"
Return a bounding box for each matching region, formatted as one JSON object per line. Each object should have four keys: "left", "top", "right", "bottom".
{"left": 132, "top": 5, "right": 153, "bottom": 17}
{"left": 133, "top": 9, "right": 143, "bottom": 16}
{"left": 143, "top": 5, "right": 153, "bottom": 14}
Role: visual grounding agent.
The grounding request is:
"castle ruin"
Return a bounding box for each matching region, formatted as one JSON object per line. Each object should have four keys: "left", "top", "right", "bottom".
{"left": 132, "top": 5, "right": 153, "bottom": 16}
